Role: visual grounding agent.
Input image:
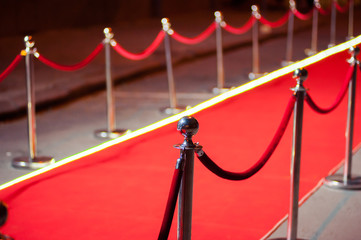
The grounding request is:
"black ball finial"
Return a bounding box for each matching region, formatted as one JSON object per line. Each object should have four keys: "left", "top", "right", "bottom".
{"left": 293, "top": 68, "right": 308, "bottom": 82}
{"left": 177, "top": 116, "right": 199, "bottom": 138}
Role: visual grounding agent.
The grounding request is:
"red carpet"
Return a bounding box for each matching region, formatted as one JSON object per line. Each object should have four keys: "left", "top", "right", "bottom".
{"left": 0, "top": 46, "right": 361, "bottom": 239}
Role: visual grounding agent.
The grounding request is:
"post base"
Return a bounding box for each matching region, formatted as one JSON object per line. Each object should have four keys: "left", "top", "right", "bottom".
{"left": 328, "top": 43, "right": 336, "bottom": 48}
{"left": 12, "top": 156, "right": 55, "bottom": 169}
{"left": 94, "top": 129, "right": 130, "bottom": 139}
{"left": 160, "top": 106, "right": 187, "bottom": 115}
{"left": 249, "top": 72, "right": 267, "bottom": 80}
{"left": 324, "top": 174, "right": 361, "bottom": 190}
{"left": 304, "top": 48, "right": 317, "bottom": 57}
{"left": 212, "top": 87, "right": 231, "bottom": 94}
{"left": 281, "top": 60, "right": 294, "bottom": 67}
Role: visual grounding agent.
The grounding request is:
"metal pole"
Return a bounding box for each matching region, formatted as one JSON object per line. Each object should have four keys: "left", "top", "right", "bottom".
{"left": 95, "top": 28, "right": 129, "bottom": 139}
{"left": 283, "top": 0, "right": 295, "bottom": 66}
{"left": 324, "top": 46, "right": 361, "bottom": 190}
{"left": 161, "top": 18, "right": 184, "bottom": 115}
{"left": 12, "top": 36, "right": 54, "bottom": 169}
{"left": 213, "top": 11, "right": 227, "bottom": 94}
{"left": 249, "top": 5, "right": 261, "bottom": 80}
{"left": 174, "top": 116, "right": 201, "bottom": 240}
{"left": 348, "top": 0, "right": 354, "bottom": 39}
{"left": 329, "top": 0, "right": 337, "bottom": 47}
{"left": 305, "top": 0, "right": 319, "bottom": 56}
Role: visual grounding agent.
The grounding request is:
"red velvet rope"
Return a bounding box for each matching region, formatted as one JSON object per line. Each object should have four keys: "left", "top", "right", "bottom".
{"left": 293, "top": 8, "right": 313, "bottom": 20}
{"left": 305, "top": 64, "right": 354, "bottom": 114}
{"left": 222, "top": 16, "right": 256, "bottom": 35}
{"left": 195, "top": 95, "right": 296, "bottom": 181}
{"left": 317, "top": 6, "right": 331, "bottom": 15}
{"left": 158, "top": 167, "right": 183, "bottom": 240}
{"left": 259, "top": 11, "right": 290, "bottom": 28}
{"left": 171, "top": 22, "right": 216, "bottom": 45}
{"left": 335, "top": 1, "right": 349, "bottom": 13}
{"left": 112, "top": 30, "right": 165, "bottom": 60}
{"left": 0, "top": 54, "right": 23, "bottom": 83}
{"left": 37, "top": 43, "right": 104, "bottom": 71}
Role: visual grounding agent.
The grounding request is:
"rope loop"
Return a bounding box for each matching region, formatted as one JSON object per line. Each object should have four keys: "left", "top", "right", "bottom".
{"left": 195, "top": 95, "right": 296, "bottom": 181}
{"left": 335, "top": 0, "right": 349, "bottom": 13}
{"left": 171, "top": 22, "right": 216, "bottom": 45}
{"left": 258, "top": 10, "right": 290, "bottom": 28}
{"left": 292, "top": 8, "right": 313, "bottom": 20}
{"left": 222, "top": 15, "right": 256, "bottom": 35}
{"left": 0, "top": 54, "right": 23, "bottom": 83}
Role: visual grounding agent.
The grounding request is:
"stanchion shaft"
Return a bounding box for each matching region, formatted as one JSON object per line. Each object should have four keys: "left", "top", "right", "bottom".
{"left": 311, "top": 6, "right": 318, "bottom": 53}
{"left": 105, "top": 40, "right": 116, "bottom": 132}
{"left": 25, "top": 50, "right": 37, "bottom": 160}
{"left": 164, "top": 32, "right": 177, "bottom": 109}
{"left": 286, "top": 11, "right": 294, "bottom": 63}
{"left": 215, "top": 18, "right": 225, "bottom": 89}
{"left": 348, "top": 0, "right": 354, "bottom": 38}
{"left": 252, "top": 19, "right": 260, "bottom": 74}
{"left": 330, "top": 0, "right": 337, "bottom": 46}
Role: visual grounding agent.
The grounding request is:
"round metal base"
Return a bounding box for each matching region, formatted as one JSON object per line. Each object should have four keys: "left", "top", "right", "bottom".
{"left": 160, "top": 106, "right": 187, "bottom": 115}
{"left": 324, "top": 174, "right": 361, "bottom": 190}
{"left": 212, "top": 87, "right": 230, "bottom": 94}
{"left": 304, "top": 48, "right": 317, "bottom": 56}
{"left": 94, "top": 129, "right": 130, "bottom": 139}
{"left": 328, "top": 43, "right": 336, "bottom": 48}
{"left": 281, "top": 60, "right": 294, "bottom": 67}
{"left": 248, "top": 72, "right": 266, "bottom": 80}
{"left": 12, "top": 156, "right": 55, "bottom": 169}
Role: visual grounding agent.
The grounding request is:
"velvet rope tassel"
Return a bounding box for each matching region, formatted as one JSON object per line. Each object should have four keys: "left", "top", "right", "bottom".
{"left": 195, "top": 95, "right": 296, "bottom": 181}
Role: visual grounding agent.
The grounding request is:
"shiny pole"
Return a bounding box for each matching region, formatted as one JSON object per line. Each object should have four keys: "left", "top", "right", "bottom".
{"left": 271, "top": 69, "right": 308, "bottom": 240}
{"left": 329, "top": 0, "right": 337, "bottom": 47}
{"left": 348, "top": 0, "right": 354, "bottom": 39}
{"left": 95, "top": 28, "right": 129, "bottom": 139}
{"left": 249, "top": 5, "right": 263, "bottom": 80}
{"left": 213, "top": 11, "right": 227, "bottom": 94}
{"left": 324, "top": 46, "right": 361, "bottom": 190}
{"left": 174, "top": 116, "right": 201, "bottom": 240}
{"left": 305, "top": 0, "right": 319, "bottom": 56}
{"left": 12, "top": 36, "right": 54, "bottom": 169}
{"left": 283, "top": 0, "right": 295, "bottom": 66}
{"left": 161, "top": 18, "right": 184, "bottom": 115}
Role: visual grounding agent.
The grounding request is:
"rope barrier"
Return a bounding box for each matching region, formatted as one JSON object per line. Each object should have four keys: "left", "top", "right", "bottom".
{"left": 0, "top": 54, "right": 23, "bottom": 83}
{"left": 292, "top": 8, "right": 313, "bottom": 20}
{"left": 222, "top": 16, "right": 256, "bottom": 35}
{"left": 259, "top": 11, "right": 290, "bottom": 28}
{"left": 111, "top": 30, "right": 165, "bottom": 60}
{"left": 317, "top": 5, "right": 331, "bottom": 15}
{"left": 36, "top": 42, "right": 104, "bottom": 71}
{"left": 158, "top": 163, "right": 184, "bottom": 240}
{"left": 195, "top": 95, "right": 296, "bottom": 181}
{"left": 305, "top": 64, "right": 354, "bottom": 114}
{"left": 335, "top": 0, "right": 350, "bottom": 13}
{"left": 170, "top": 22, "right": 216, "bottom": 45}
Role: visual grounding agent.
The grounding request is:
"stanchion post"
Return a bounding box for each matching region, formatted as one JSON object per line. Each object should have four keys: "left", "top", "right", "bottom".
{"left": 324, "top": 46, "right": 361, "bottom": 190}
{"left": 174, "top": 116, "right": 201, "bottom": 240}
{"left": 213, "top": 11, "right": 228, "bottom": 94}
{"left": 348, "top": 0, "right": 354, "bottom": 39}
{"left": 329, "top": 0, "right": 337, "bottom": 47}
{"left": 282, "top": 0, "right": 295, "bottom": 66}
{"left": 305, "top": 0, "right": 320, "bottom": 56}
{"left": 160, "top": 18, "right": 185, "bottom": 115}
{"left": 249, "top": 5, "right": 265, "bottom": 80}
{"left": 95, "top": 28, "right": 129, "bottom": 139}
{"left": 271, "top": 68, "right": 308, "bottom": 240}
{"left": 12, "top": 36, "right": 55, "bottom": 169}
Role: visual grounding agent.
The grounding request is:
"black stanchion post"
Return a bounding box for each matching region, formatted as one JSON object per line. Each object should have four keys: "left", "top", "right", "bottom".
{"left": 271, "top": 68, "right": 308, "bottom": 240}
{"left": 324, "top": 46, "right": 361, "bottom": 190}
{"left": 282, "top": 0, "right": 295, "bottom": 66}
{"left": 95, "top": 28, "right": 129, "bottom": 139}
{"left": 12, "top": 36, "right": 55, "bottom": 169}
{"left": 160, "top": 18, "right": 185, "bottom": 115}
{"left": 174, "top": 116, "right": 202, "bottom": 240}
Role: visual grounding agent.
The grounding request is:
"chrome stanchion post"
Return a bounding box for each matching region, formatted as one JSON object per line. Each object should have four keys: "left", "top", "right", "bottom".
{"left": 324, "top": 46, "right": 361, "bottom": 190}
{"left": 213, "top": 11, "right": 228, "bottom": 94}
{"left": 282, "top": 0, "right": 295, "bottom": 66}
{"left": 271, "top": 68, "right": 308, "bottom": 240}
{"left": 174, "top": 116, "right": 201, "bottom": 240}
{"left": 12, "top": 36, "right": 55, "bottom": 169}
{"left": 347, "top": 0, "right": 354, "bottom": 39}
{"left": 305, "top": 0, "right": 319, "bottom": 56}
{"left": 160, "top": 18, "right": 185, "bottom": 115}
{"left": 329, "top": 0, "right": 337, "bottom": 47}
{"left": 249, "top": 5, "right": 265, "bottom": 80}
{"left": 95, "top": 28, "right": 129, "bottom": 139}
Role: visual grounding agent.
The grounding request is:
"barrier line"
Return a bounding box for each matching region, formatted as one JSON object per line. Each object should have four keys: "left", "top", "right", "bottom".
{"left": 0, "top": 35, "right": 360, "bottom": 191}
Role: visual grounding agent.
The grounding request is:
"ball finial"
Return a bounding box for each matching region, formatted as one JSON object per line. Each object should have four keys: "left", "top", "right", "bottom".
{"left": 293, "top": 68, "right": 308, "bottom": 82}
{"left": 177, "top": 116, "right": 199, "bottom": 138}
